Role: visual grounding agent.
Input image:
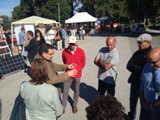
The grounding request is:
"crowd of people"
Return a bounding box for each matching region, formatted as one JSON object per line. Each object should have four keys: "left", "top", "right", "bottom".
{"left": 1, "top": 22, "right": 159, "bottom": 120}
{"left": 14, "top": 32, "right": 125, "bottom": 120}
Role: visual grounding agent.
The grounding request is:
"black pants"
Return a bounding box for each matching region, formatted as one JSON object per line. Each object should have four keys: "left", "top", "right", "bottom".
{"left": 98, "top": 80, "right": 115, "bottom": 96}
{"left": 53, "top": 83, "right": 61, "bottom": 97}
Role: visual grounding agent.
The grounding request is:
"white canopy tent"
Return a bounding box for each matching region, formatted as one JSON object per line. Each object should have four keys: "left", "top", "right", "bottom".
{"left": 65, "top": 12, "right": 97, "bottom": 23}
{"left": 11, "top": 16, "right": 57, "bottom": 25}
{"left": 11, "top": 16, "right": 57, "bottom": 46}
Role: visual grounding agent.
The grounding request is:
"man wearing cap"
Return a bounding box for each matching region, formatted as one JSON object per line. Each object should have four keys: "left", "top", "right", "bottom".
{"left": 62, "top": 36, "right": 86, "bottom": 114}
{"left": 126, "top": 33, "right": 152, "bottom": 119}
{"left": 94, "top": 36, "right": 119, "bottom": 96}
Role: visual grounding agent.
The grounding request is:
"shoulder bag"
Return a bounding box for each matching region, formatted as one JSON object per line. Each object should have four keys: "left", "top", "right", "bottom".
{"left": 55, "top": 31, "right": 61, "bottom": 41}
{"left": 10, "top": 82, "right": 26, "bottom": 120}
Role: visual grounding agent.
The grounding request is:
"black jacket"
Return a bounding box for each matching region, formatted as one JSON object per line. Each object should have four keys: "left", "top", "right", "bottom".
{"left": 4, "top": 33, "right": 12, "bottom": 45}
{"left": 25, "top": 38, "right": 39, "bottom": 63}
{"left": 126, "top": 46, "right": 152, "bottom": 87}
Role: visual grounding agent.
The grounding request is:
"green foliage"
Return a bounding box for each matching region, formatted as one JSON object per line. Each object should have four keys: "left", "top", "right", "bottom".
{"left": 127, "top": 0, "right": 160, "bottom": 21}
{"left": 12, "top": 6, "right": 21, "bottom": 20}
{"left": 11, "top": 0, "right": 160, "bottom": 23}
{"left": 0, "top": 15, "right": 11, "bottom": 29}
{"left": 12, "top": 0, "right": 71, "bottom": 23}
{"left": 82, "top": 0, "right": 128, "bottom": 21}
{"left": 0, "top": 15, "right": 9, "bottom": 23}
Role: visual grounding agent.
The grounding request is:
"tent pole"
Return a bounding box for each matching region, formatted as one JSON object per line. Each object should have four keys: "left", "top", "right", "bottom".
{"left": 11, "top": 24, "right": 14, "bottom": 54}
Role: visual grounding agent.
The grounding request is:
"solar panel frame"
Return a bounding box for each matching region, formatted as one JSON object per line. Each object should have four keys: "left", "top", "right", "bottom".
{"left": 0, "top": 55, "right": 26, "bottom": 77}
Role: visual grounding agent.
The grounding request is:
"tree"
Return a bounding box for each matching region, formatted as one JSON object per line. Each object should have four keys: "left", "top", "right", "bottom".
{"left": 0, "top": 15, "right": 11, "bottom": 29}
{"left": 32, "top": 0, "right": 47, "bottom": 16}
{"left": 106, "top": 0, "right": 129, "bottom": 21}
{"left": 12, "top": 6, "right": 21, "bottom": 20}
{"left": 12, "top": 0, "right": 71, "bottom": 23}
{"left": 41, "top": 0, "right": 71, "bottom": 22}
{"left": 82, "top": 0, "right": 129, "bottom": 21}
{"left": 0, "top": 15, "right": 9, "bottom": 23}
{"left": 127, "top": 0, "right": 160, "bottom": 22}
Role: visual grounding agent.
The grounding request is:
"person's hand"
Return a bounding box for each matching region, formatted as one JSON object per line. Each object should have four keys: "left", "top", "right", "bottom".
{"left": 67, "top": 69, "right": 78, "bottom": 77}
{"left": 68, "top": 63, "right": 76, "bottom": 69}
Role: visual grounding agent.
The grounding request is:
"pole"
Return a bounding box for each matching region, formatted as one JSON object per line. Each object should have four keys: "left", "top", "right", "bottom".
{"left": 58, "top": 3, "right": 60, "bottom": 24}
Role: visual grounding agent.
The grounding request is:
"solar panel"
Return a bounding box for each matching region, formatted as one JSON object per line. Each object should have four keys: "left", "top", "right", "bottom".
{"left": 0, "top": 55, "right": 26, "bottom": 77}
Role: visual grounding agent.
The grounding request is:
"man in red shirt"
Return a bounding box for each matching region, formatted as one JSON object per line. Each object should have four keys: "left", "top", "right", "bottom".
{"left": 62, "top": 36, "right": 86, "bottom": 114}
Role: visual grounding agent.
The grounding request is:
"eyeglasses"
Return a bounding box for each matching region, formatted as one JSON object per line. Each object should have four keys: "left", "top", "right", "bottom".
{"left": 148, "top": 58, "right": 160, "bottom": 65}
{"left": 69, "top": 43, "right": 76, "bottom": 46}
{"left": 46, "top": 52, "right": 54, "bottom": 56}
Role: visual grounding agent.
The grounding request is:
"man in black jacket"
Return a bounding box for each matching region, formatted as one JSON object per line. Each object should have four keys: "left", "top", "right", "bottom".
{"left": 126, "top": 33, "right": 152, "bottom": 119}
{"left": 24, "top": 30, "right": 39, "bottom": 63}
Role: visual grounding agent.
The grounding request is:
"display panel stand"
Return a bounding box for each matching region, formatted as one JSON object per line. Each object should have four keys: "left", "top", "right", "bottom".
{"left": 0, "top": 40, "right": 12, "bottom": 58}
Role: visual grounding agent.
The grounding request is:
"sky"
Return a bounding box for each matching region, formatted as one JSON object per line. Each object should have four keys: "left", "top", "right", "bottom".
{"left": 0, "top": 0, "right": 20, "bottom": 17}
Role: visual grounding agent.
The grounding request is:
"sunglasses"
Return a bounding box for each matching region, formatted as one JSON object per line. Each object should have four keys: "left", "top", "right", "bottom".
{"left": 137, "top": 41, "right": 143, "bottom": 44}
{"left": 69, "top": 43, "right": 76, "bottom": 46}
{"left": 137, "top": 41, "right": 148, "bottom": 44}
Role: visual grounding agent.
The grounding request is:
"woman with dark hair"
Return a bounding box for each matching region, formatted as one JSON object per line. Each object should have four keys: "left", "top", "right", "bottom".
{"left": 35, "top": 30, "right": 46, "bottom": 46}
{"left": 20, "top": 58, "right": 63, "bottom": 120}
{"left": 86, "top": 94, "right": 125, "bottom": 120}
{"left": 55, "top": 27, "right": 62, "bottom": 50}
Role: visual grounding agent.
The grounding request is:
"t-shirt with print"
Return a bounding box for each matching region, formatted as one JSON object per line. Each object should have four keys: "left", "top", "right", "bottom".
{"left": 97, "top": 47, "right": 119, "bottom": 84}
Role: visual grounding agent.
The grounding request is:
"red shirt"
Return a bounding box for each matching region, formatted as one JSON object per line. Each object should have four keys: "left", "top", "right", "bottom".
{"left": 62, "top": 46, "right": 86, "bottom": 78}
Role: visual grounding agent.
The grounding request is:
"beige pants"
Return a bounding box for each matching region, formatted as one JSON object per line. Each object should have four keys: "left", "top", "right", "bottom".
{"left": 71, "top": 30, "right": 76, "bottom": 36}
{"left": 57, "top": 40, "right": 62, "bottom": 50}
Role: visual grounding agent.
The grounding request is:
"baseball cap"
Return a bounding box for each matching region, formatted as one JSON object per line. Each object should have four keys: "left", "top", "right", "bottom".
{"left": 136, "top": 33, "right": 152, "bottom": 42}
{"left": 68, "top": 36, "right": 77, "bottom": 44}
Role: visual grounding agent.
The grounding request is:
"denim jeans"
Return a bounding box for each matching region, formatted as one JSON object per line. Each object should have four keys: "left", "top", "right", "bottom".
{"left": 129, "top": 84, "right": 140, "bottom": 119}
{"left": 62, "top": 38, "right": 65, "bottom": 49}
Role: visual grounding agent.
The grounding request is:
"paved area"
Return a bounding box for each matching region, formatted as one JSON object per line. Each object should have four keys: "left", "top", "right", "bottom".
{"left": 0, "top": 33, "right": 160, "bottom": 120}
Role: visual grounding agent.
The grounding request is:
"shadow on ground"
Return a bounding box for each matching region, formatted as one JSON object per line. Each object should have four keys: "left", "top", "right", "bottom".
{"left": 61, "top": 82, "right": 98, "bottom": 108}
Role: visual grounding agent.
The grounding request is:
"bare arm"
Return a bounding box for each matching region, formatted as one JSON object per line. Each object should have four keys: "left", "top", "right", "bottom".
{"left": 94, "top": 56, "right": 113, "bottom": 71}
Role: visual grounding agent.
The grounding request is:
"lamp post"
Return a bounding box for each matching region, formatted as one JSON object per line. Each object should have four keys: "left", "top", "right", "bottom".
{"left": 58, "top": 3, "right": 60, "bottom": 24}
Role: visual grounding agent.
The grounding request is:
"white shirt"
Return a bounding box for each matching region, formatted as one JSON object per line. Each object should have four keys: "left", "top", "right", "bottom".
{"left": 48, "top": 29, "right": 55, "bottom": 40}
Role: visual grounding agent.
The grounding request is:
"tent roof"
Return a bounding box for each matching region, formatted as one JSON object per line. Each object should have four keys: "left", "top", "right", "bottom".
{"left": 11, "top": 16, "right": 57, "bottom": 25}
{"left": 65, "top": 12, "right": 97, "bottom": 23}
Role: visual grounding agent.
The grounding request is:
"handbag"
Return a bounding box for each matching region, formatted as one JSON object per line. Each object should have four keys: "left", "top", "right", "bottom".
{"left": 10, "top": 82, "right": 26, "bottom": 120}
{"left": 55, "top": 31, "right": 61, "bottom": 41}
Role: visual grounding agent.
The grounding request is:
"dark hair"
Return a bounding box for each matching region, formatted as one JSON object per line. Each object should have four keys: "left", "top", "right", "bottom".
{"left": 21, "top": 27, "right": 25, "bottom": 31}
{"left": 39, "top": 43, "right": 54, "bottom": 55}
{"left": 35, "top": 30, "right": 43, "bottom": 38}
{"left": 86, "top": 95, "right": 125, "bottom": 120}
{"left": 30, "top": 59, "right": 49, "bottom": 85}
{"left": 4, "top": 28, "right": 9, "bottom": 32}
{"left": 27, "top": 30, "right": 34, "bottom": 37}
